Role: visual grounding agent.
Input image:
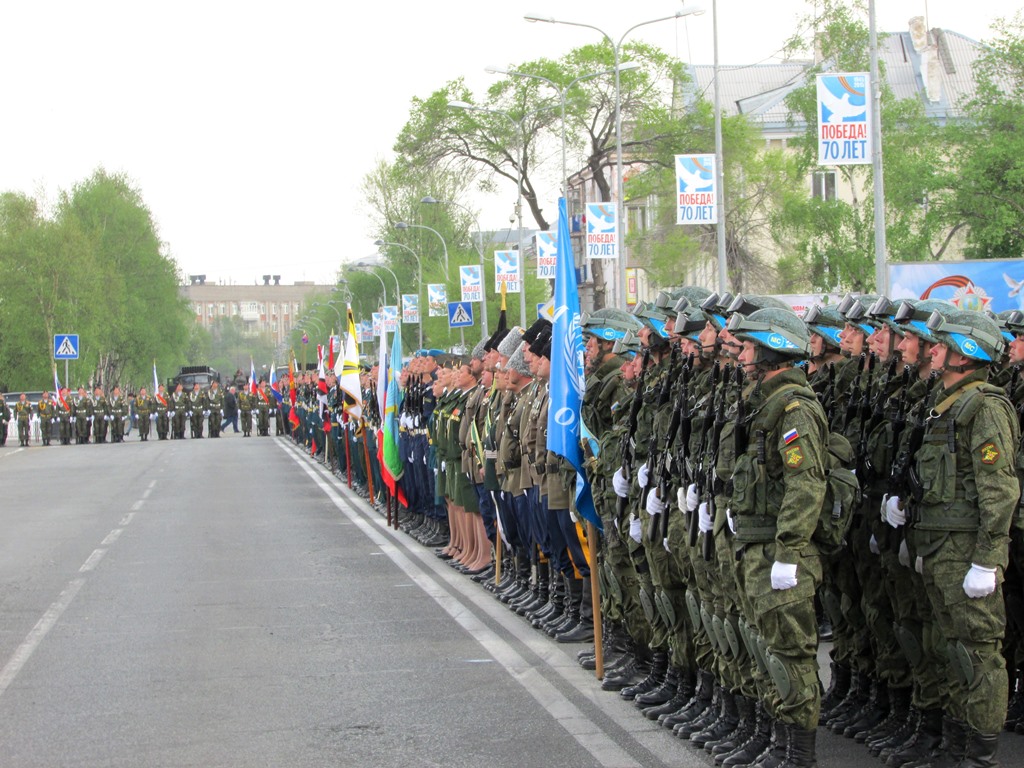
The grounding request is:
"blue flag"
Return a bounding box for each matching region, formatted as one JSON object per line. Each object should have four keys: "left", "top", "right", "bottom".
{"left": 548, "top": 197, "right": 599, "bottom": 532}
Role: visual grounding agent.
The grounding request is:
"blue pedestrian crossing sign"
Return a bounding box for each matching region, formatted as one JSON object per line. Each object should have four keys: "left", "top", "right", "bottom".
{"left": 447, "top": 301, "right": 474, "bottom": 328}
{"left": 53, "top": 334, "right": 80, "bottom": 360}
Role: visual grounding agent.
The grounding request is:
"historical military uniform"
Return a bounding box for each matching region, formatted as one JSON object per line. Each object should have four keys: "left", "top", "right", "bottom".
{"left": 109, "top": 391, "right": 129, "bottom": 443}
{"left": 92, "top": 391, "right": 110, "bottom": 444}
{"left": 152, "top": 388, "right": 170, "bottom": 439}
{"left": 188, "top": 386, "right": 207, "bottom": 438}
{"left": 56, "top": 392, "right": 73, "bottom": 445}
{"left": 135, "top": 392, "right": 155, "bottom": 441}
{"left": 15, "top": 398, "right": 33, "bottom": 446}
{"left": 255, "top": 385, "right": 272, "bottom": 436}
{"left": 71, "top": 390, "right": 93, "bottom": 444}
{"left": 207, "top": 384, "right": 224, "bottom": 437}
{"left": 239, "top": 389, "right": 253, "bottom": 436}
{"left": 36, "top": 397, "right": 55, "bottom": 446}
{"left": 170, "top": 387, "right": 187, "bottom": 439}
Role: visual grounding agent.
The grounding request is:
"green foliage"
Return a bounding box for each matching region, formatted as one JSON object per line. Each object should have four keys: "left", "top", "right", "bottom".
{"left": 0, "top": 170, "right": 190, "bottom": 392}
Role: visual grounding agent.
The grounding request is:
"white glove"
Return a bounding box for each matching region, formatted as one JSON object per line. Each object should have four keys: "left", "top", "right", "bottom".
{"left": 88, "top": 416, "right": 94, "bottom": 423}
{"left": 880, "top": 493, "right": 890, "bottom": 521}
{"left": 637, "top": 463, "right": 650, "bottom": 489}
{"left": 726, "top": 508, "right": 736, "bottom": 534}
{"left": 771, "top": 561, "right": 798, "bottom": 590}
{"left": 569, "top": 510, "right": 578, "bottom": 523}
{"left": 885, "top": 496, "right": 906, "bottom": 528}
{"left": 186, "top": 411, "right": 193, "bottom": 418}
{"left": 963, "top": 564, "right": 997, "bottom": 599}
{"left": 270, "top": 409, "right": 277, "bottom": 415}
{"left": 628, "top": 515, "right": 642, "bottom": 543}
{"left": 612, "top": 467, "right": 630, "bottom": 498}
{"left": 646, "top": 489, "right": 666, "bottom": 516}
{"left": 51, "top": 418, "right": 57, "bottom": 424}
{"left": 685, "top": 483, "right": 699, "bottom": 512}
{"left": 898, "top": 538, "right": 911, "bottom": 568}
{"left": 105, "top": 415, "right": 112, "bottom": 422}
{"left": 203, "top": 410, "right": 210, "bottom": 417}
{"left": 663, "top": 537, "right": 670, "bottom": 552}
{"left": 869, "top": 535, "right": 880, "bottom": 555}
{"left": 915, "top": 556, "right": 923, "bottom": 574}
{"left": 698, "top": 501, "right": 712, "bottom": 533}
{"left": 440, "top": 461, "right": 446, "bottom": 472}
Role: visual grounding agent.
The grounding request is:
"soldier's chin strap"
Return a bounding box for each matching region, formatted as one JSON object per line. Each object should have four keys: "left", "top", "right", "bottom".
{"left": 936, "top": 345, "right": 984, "bottom": 374}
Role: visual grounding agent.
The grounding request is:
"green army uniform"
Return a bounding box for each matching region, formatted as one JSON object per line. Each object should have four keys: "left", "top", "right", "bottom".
{"left": 239, "top": 390, "right": 253, "bottom": 436}
{"left": 188, "top": 387, "right": 207, "bottom": 438}
{"left": 170, "top": 389, "right": 188, "bottom": 439}
{"left": 912, "top": 369, "right": 1019, "bottom": 738}
{"left": 207, "top": 385, "right": 225, "bottom": 437}
{"left": 71, "top": 392, "right": 93, "bottom": 444}
{"left": 254, "top": 387, "right": 271, "bottom": 436}
{"left": 732, "top": 366, "right": 827, "bottom": 733}
{"left": 135, "top": 393, "right": 154, "bottom": 441}
{"left": 37, "top": 398, "right": 55, "bottom": 446}
{"left": 109, "top": 393, "right": 129, "bottom": 442}
{"left": 153, "top": 390, "right": 170, "bottom": 439}
{"left": 0, "top": 394, "right": 9, "bottom": 445}
{"left": 497, "top": 382, "right": 531, "bottom": 594}
{"left": 15, "top": 399, "right": 33, "bottom": 446}
{"left": 56, "top": 394, "right": 73, "bottom": 445}
{"left": 92, "top": 392, "right": 110, "bottom": 444}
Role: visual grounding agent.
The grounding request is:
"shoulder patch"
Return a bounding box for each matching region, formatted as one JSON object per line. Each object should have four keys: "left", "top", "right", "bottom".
{"left": 980, "top": 443, "right": 1000, "bottom": 465}
{"left": 784, "top": 445, "right": 804, "bottom": 468}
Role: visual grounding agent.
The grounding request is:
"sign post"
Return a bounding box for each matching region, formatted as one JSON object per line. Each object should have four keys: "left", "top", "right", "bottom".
{"left": 54, "top": 333, "right": 79, "bottom": 390}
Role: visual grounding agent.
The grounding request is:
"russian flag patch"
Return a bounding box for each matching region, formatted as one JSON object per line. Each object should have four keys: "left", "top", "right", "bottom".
{"left": 783, "top": 428, "right": 799, "bottom": 445}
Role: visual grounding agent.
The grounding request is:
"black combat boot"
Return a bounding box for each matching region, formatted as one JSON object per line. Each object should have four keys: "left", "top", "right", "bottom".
{"left": 825, "top": 670, "right": 870, "bottom": 730}
{"left": 885, "top": 707, "right": 943, "bottom": 767}
{"left": 843, "top": 679, "right": 890, "bottom": 739}
{"left": 777, "top": 727, "right": 817, "bottom": 768}
{"left": 545, "top": 575, "right": 577, "bottom": 634}
{"left": 557, "top": 577, "right": 595, "bottom": 643}
{"left": 956, "top": 729, "right": 999, "bottom": 768}
{"left": 692, "top": 688, "right": 740, "bottom": 750}
{"left": 872, "top": 705, "right": 919, "bottom": 758}
{"left": 635, "top": 665, "right": 680, "bottom": 709}
{"left": 863, "top": 685, "right": 911, "bottom": 747}
{"left": 641, "top": 666, "right": 691, "bottom": 718}
{"left": 1006, "top": 667, "right": 1024, "bottom": 731}
{"left": 719, "top": 700, "right": 772, "bottom": 766}
{"left": 675, "top": 683, "right": 721, "bottom": 739}
{"left": 710, "top": 694, "right": 755, "bottom": 756}
{"left": 819, "top": 661, "right": 851, "bottom": 722}
{"left": 903, "top": 715, "right": 966, "bottom": 768}
{"left": 531, "top": 568, "right": 564, "bottom": 624}
{"left": 621, "top": 650, "right": 667, "bottom": 700}
{"left": 661, "top": 668, "right": 714, "bottom": 728}
{"left": 601, "top": 649, "right": 649, "bottom": 692}
{"left": 750, "top": 719, "right": 790, "bottom": 768}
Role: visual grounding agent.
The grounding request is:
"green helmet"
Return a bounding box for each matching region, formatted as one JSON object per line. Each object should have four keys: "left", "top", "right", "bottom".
{"left": 926, "top": 309, "right": 1005, "bottom": 364}
{"left": 675, "top": 285, "right": 713, "bottom": 310}
{"left": 699, "top": 292, "right": 734, "bottom": 330}
{"left": 674, "top": 305, "right": 708, "bottom": 341}
{"left": 612, "top": 330, "right": 641, "bottom": 357}
{"left": 894, "top": 298, "right": 956, "bottom": 344}
{"left": 993, "top": 310, "right": 1018, "bottom": 344}
{"left": 726, "top": 294, "right": 790, "bottom": 317}
{"left": 581, "top": 308, "right": 643, "bottom": 342}
{"left": 838, "top": 293, "right": 881, "bottom": 335}
{"left": 727, "top": 307, "right": 810, "bottom": 362}
{"left": 632, "top": 301, "right": 671, "bottom": 339}
{"left": 802, "top": 304, "right": 845, "bottom": 348}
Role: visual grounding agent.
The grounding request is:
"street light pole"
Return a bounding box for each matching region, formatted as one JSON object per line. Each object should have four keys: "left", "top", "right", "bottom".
{"left": 525, "top": 6, "right": 705, "bottom": 307}
{"left": 375, "top": 239, "right": 424, "bottom": 350}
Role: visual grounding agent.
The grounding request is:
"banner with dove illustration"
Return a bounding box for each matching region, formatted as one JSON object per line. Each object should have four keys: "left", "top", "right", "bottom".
{"left": 536, "top": 232, "right": 557, "bottom": 279}
{"left": 888, "top": 259, "right": 1024, "bottom": 314}
{"left": 585, "top": 203, "right": 618, "bottom": 259}
{"left": 675, "top": 154, "right": 717, "bottom": 225}
{"left": 493, "top": 250, "right": 520, "bottom": 293}
{"left": 816, "top": 73, "right": 871, "bottom": 166}
{"left": 427, "top": 284, "right": 447, "bottom": 317}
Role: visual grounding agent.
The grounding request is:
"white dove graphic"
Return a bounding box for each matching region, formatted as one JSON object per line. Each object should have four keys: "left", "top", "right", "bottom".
{"left": 677, "top": 163, "right": 713, "bottom": 192}
{"left": 819, "top": 86, "right": 866, "bottom": 123}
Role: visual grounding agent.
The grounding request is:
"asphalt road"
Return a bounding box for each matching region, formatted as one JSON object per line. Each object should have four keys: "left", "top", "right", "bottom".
{"left": 0, "top": 434, "right": 1022, "bottom": 767}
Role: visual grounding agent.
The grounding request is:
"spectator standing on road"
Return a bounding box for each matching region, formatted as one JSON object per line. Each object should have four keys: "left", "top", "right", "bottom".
{"left": 222, "top": 386, "right": 240, "bottom": 433}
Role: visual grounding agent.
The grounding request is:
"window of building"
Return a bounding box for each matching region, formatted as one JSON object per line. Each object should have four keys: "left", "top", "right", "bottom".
{"left": 811, "top": 171, "right": 837, "bottom": 202}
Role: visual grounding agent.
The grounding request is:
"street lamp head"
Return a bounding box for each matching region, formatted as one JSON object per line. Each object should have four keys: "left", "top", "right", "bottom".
{"left": 524, "top": 13, "right": 554, "bottom": 23}
{"left": 394, "top": 221, "right": 410, "bottom": 230}
{"left": 676, "top": 6, "right": 706, "bottom": 18}
{"left": 448, "top": 100, "right": 474, "bottom": 110}
{"left": 617, "top": 61, "right": 643, "bottom": 73}
{"left": 421, "top": 196, "right": 439, "bottom": 205}
{"left": 484, "top": 65, "right": 509, "bottom": 75}
{"left": 373, "top": 239, "right": 386, "bottom": 246}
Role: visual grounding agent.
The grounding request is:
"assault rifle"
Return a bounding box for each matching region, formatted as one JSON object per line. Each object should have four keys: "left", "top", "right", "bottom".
{"left": 617, "top": 347, "right": 652, "bottom": 524}
{"left": 690, "top": 360, "right": 721, "bottom": 547}
{"left": 656, "top": 353, "right": 695, "bottom": 542}
{"left": 889, "top": 371, "right": 940, "bottom": 551}
{"left": 704, "top": 363, "right": 732, "bottom": 561}
{"left": 842, "top": 353, "right": 867, "bottom": 432}
{"left": 644, "top": 345, "right": 680, "bottom": 540}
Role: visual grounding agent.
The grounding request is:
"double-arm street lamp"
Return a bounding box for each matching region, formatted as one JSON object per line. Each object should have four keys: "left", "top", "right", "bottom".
{"left": 525, "top": 6, "right": 705, "bottom": 307}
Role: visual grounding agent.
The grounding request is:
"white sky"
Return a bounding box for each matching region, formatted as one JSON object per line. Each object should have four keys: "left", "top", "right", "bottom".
{"left": 1, "top": 1, "right": 1017, "bottom": 285}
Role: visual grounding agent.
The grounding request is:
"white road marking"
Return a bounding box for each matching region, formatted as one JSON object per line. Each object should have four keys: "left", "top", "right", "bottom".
{"left": 79, "top": 549, "right": 106, "bottom": 572}
{"left": 101, "top": 529, "right": 123, "bottom": 546}
{"left": 0, "top": 579, "right": 85, "bottom": 699}
{"left": 0, "top": 448, "right": 24, "bottom": 459}
{"left": 131, "top": 500, "right": 144, "bottom": 511}
{"left": 280, "top": 441, "right": 643, "bottom": 768}
{"left": 120, "top": 512, "right": 136, "bottom": 526}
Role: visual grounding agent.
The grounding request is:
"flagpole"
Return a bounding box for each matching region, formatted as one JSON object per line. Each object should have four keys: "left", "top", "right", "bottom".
{"left": 344, "top": 418, "right": 353, "bottom": 488}
{"left": 361, "top": 418, "right": 375, "bottom": 503}
{"left": 587, "top": 521, "right": 604, "bottom": 679}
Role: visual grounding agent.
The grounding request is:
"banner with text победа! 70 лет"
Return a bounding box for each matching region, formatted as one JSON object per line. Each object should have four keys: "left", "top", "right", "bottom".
{"left": 536, "top": 232, "right": 557, "bottom": 279}
{"left": 460, "top": 265, "right": 482, "bottom": 303}
{"left": 401, "top": 294, "right": 420, "bottom": 324}
{"left": 817, "top": 73, "right": 871, "bottom": 166}
{"left": 493, "top": 250, "right": 521, "bottom": 293}
{"left": 585, "top": 203, "right": 617, "bottom": 259}
{"left": 427, "top": 284, "right": 447, "bottom": 317}
{"left": 675, "top": 154, "right": 717, "bottom": 225}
